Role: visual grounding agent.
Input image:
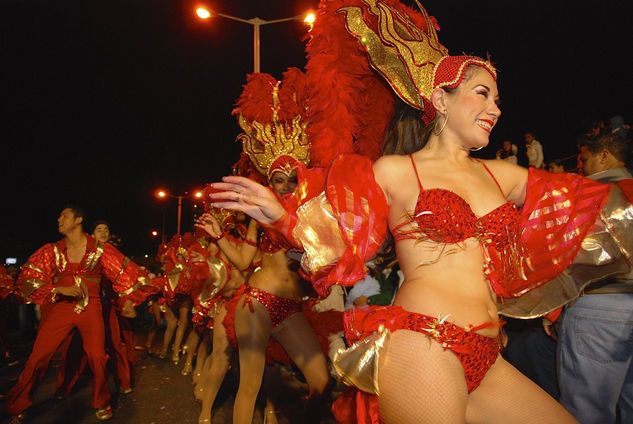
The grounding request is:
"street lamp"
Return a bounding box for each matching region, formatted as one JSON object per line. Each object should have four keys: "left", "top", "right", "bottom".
{"left": 154, "top": 189, "right": 204, "bottom": 237}
{"left": 195, "top": 7, "right": 315, "bottom": 73}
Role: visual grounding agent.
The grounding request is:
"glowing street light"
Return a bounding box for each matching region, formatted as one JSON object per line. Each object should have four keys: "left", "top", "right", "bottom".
{"left": 196, "top": 8, "right": 211, "bottom": 19}
{"left": 151, "top": 230, "right": 159, "bottom": 237}
{"left": 304, "top": 13, "right": 315, "bottom": 30}
{"left": 195, "top": 6, "right": 314, "bottom": 73}
{"left": 154, "top": 189, "right": 202, "bottom": 237}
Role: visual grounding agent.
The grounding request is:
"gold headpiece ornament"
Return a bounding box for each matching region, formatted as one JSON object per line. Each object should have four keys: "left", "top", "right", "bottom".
{"left": 234, "top": 69, "right": 310, "bottom": 179}
{"left": 339, "top": 0, "right": 449, "bottom": 110}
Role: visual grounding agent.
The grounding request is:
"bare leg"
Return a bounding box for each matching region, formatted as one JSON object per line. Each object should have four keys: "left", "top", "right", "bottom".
{"left": 171, "top": 302, "right": 191, "bottom": 364}
{"left": 161, "top": 306, "right": 178, "bottom": 358}
{"left": 193, "top": 330, "right": 210, "bottom": 385}
{"left": 182, "top": 329, "right": 199, "bottom": 375}
{"left": 262, "top": 365, "right": 280, "bottom": 424}
{"left": 198, "top": 304, "right": 233, "bottom": 422}
{"left": 273, "top": 313, "right": 330, "bottom": 423}
{"left": 232, "top": 297, "right": 271, "bottom": 424}
{"left": 145, "top": 305, "right": 162, "bottom": 354}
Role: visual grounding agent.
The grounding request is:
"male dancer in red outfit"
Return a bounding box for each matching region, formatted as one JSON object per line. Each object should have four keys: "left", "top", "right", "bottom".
{"left": 55, "top": 220, "right": 144, "bottom": 399}
{"left": 6, "top": 206, "right": 153, "bottom": 422}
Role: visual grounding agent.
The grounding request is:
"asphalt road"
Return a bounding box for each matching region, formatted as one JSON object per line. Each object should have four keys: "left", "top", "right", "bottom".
{"left": 0, "top": 330, "right": 338, "bottom": 424}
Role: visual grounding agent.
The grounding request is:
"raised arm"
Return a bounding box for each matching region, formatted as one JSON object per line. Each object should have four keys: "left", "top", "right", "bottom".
{"left": 195, "top": 213, "right": 258, "bottom": 271}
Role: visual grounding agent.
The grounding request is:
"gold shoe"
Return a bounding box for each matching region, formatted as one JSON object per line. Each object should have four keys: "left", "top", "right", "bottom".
{"left": 181, "top": 362, "right": 193, "bottom": 375}
{"left": 95, "top": 405, "right": 113, "bottom": 421}
{"left": 8, "top": 413, "right": 26, "bottom": 424}
{"left": 263, "top": 407, "right": 278, "bottom": 424}
{"left": 119, "top": 387, "right": 133, "bottom": 394}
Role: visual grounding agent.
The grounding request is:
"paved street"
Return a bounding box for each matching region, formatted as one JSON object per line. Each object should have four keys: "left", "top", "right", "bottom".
{"left": 0, "top": 330, "right": 338, "bottom": 424}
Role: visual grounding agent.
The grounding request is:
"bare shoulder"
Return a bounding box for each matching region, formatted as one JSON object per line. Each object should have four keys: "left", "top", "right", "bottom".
{"left": 374, "top": 155, "right": 412, "bottom": 183}
{"left": 480, "top": 159, "right": 529, "bottom": 204}
{"left": 373, "top": 154, "right": 413, "bottom": 202}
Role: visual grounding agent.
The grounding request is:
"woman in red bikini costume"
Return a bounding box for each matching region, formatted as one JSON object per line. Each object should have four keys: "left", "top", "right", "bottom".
{"left": 197, "top": 69, "right": 330, "bottom": 424}
{"left": 205, "top": 1, "right": 633, "bottom": 422}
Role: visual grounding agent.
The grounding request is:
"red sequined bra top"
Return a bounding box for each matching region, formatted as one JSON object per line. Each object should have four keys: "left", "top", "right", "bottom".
{"left": 393, "top": 155, "right": 520, "bottom": 251}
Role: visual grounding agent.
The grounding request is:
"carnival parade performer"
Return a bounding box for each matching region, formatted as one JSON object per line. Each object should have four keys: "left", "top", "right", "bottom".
{"left": 152, "top": 233, "right": 200, "bottom": 363}
{"left": 55, "top": 220, "right": 147, "bottom": 398}
{"left": 6, "top": 206, "right": 155, "bottom": 422}
{"left": 208, "top": 1, "right": 633, "bottom": 423}
{"left": 197, "top": 68, "right": 331, "bottom": 424}
{"left": 194, "top": 204, "right": 264, "bottom": 423}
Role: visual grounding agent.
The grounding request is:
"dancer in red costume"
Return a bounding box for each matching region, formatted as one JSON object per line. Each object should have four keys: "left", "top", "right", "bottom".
{"left": 197, "top": 69, "right": 331, "bottom": 424}
{"left": 152, "top": 233, "right": 199, "bottom": 364}
{"left": 209, "top": 1, "right": 633, "bottom": 423}
{"left": 6, "top": 206, "right": 154, "bottom": 422}
{"left": 55, "top": 220, "right": 146, "bottom": 399}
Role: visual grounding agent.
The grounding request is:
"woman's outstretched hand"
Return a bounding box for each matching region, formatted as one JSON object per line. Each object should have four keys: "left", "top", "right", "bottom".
{"left": 209, "top": 176, "right": 285, "bottom": 224}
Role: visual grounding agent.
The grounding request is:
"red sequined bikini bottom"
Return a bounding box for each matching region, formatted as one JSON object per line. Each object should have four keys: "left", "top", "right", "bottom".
{"left": 223, "top": 285, "right": 303, "bottom": 365}
{"left": 344, "top": 305, "right": 502, "bottom": 393}
{"left": 239, "top": 285, "right": 302, "bottom": 328}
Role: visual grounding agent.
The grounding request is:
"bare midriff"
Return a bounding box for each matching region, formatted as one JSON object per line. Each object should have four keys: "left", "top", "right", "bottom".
{"left": 247, "top": 249, "right": 302, "bottom": 300}
{"left": 393, "top": 235, "right": 501, "bottom": 338}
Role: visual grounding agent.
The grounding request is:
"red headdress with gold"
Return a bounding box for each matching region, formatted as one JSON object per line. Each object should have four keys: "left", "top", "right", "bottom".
{"left": 232, "top": 68, "right": 310, "bottom": 180}
{"left": 305, "top": 0, "right": 498, "bottom": 156}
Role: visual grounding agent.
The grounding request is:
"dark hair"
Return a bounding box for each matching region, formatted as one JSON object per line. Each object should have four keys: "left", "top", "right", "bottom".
{"left": 63, "top": 204, "right": 86, "bottom": 227}
{"left": 381, "top": 101, "right": 430, "bottom": 155}
{"left": 91, "top": 220, "right": 111, "bottom": 234}
{"left": 381, "top": 64, "right": 486, "bottom": 156}
{"left": 579, "top": 133, "right": 631, "bottom": 163}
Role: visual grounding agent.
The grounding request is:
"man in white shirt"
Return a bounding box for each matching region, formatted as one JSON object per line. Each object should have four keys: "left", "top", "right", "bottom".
{"left": 525, "top": 132, "right": 544, "bottom": 168}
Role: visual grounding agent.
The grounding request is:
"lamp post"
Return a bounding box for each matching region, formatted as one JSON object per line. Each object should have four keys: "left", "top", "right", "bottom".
{"left": 196, "top": 7, "right": 315, "bottom": 73}
{"left": 155, "top": 189, "right": 203, "bottom": 237}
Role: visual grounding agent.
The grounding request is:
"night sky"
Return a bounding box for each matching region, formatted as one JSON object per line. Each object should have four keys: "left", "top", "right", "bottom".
{"left": 3, "top": 0, "right": 632, "bottom": 263}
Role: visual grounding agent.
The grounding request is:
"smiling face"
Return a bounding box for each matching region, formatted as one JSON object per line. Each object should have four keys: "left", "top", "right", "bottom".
{"left": 92, "top": 223, "right": 111, "bottom": 243}
{"left": 57, "top": 208, "right": 83, "bottom": 236}
{"left": 441, "top": 67, "right": 501, "bottom": 150}
{"left": 269, "top": 171, "right": 298, "bottom": 197}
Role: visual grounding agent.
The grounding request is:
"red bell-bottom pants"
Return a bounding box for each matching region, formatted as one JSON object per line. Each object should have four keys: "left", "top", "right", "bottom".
{"left": 5, "top": 300, "right": 110, "bottom": 415}
{"left": 55, "top": 301, "right": 134, "bottom": 395}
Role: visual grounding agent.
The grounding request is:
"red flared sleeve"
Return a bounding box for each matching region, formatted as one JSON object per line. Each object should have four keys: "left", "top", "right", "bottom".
{"left": 0, "top": 266, "right": 16, "bottom": 300}
{"left": 311, "top": 154, "right": 389, "bottom": 296}
{"left": 100, "top": 243, "right": 157, "bottom": 305}
{"left": 17, "top": 244, "right": 57, "bottom": 305}
{"left": 495, "top": 168, "right": 612, "bottom": 298}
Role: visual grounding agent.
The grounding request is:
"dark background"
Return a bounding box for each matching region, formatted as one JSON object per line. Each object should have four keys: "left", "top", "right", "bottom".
{"left": 2, "top": 0, "right": 632, "bottom": 263}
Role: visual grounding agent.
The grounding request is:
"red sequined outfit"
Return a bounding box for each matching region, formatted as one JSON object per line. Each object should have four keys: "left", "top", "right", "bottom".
{"left": 223, "top": 285, "right": 301, "bottom": 365}
{"left": 393, "top": 156, "right": 519, "bottom": 247}
{"left": 345, "top": 305, "right": 502, "bottom": 393}
{"left": 259, "top": 228, "right": 293, "bottom": 255}
{"left": 237, "top": 284, "right": 301, "bottom": 328}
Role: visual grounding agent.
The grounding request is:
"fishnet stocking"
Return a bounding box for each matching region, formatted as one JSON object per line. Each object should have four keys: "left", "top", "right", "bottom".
{"left": 378, "top": 329, "right": 468, "bottom": 423}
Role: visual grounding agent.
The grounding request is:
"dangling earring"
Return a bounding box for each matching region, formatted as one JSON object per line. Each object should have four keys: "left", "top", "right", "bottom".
{"left": 433, "top": 110, "right": 449, "bottom": 135}
{"left": 471, "top": 146, "right": 484, "bottom": 152}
